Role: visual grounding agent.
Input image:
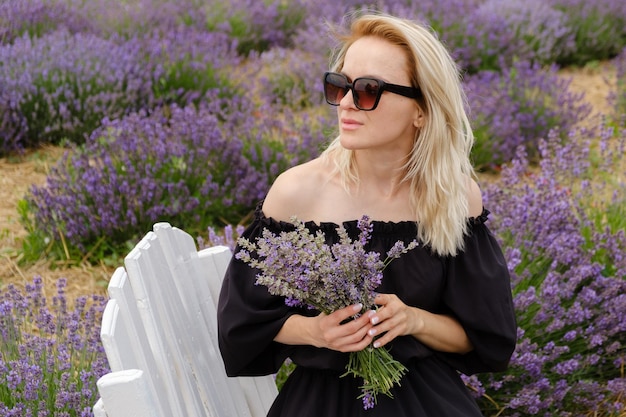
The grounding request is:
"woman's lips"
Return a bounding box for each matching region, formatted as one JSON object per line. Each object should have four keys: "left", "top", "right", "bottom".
{"left": 340, "top": 118, "right": 362, "bottom": 131}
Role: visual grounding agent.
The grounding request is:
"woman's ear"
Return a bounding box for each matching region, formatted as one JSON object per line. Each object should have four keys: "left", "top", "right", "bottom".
{"left": 413, "top": 108, "right": 425, "bottom": 128}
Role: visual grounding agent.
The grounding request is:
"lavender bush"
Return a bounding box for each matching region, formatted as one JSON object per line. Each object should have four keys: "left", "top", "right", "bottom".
{"left": 465, "top": 60, "right": 591, "bottom": 169}
{"left": 475, "top": 124, "right": 626, "bottom": 415}
{"left": 547, "top": 0, "right": 626, "bottom": 66}
{"left": 0, "top": 0, "right": 93, "bottom": 43}
{"left": 140, "top": 26, "right": 241, "bottom": 108}
{"left": 0, "top": 29, "right": 152, "bottom": 154}
{"left": 453, "top": 0, "right": 574, "bottom": 73}
{"left": 24, "top": 103, "right": 261, "bottom": 254}
{"left": 204, "top": 0, "right": 307, "bottom": 56}
{"left": 0, "top": 276, "right": 108, "bottom": 416}
{"left": 24, "top": 95, "right": 329, "bottom": 257}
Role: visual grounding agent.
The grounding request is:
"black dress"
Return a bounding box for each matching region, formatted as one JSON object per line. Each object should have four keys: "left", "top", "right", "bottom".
{"left": 217, "top": 204, "right": 517, "bottom": 416}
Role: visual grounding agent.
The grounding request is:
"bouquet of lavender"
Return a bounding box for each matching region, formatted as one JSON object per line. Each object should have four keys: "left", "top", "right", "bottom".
{"left": 236, "top": 215, "right": 418, "bottom": 409}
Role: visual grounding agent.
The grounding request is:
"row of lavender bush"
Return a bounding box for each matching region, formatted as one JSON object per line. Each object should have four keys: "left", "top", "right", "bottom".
{"left": 24, "top": 96, "right": 330, "bottom": 257}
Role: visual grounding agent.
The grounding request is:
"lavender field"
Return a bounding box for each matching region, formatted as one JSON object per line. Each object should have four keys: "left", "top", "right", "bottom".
{"left": 1, "top": 0, "right": 625, "bottom": 415}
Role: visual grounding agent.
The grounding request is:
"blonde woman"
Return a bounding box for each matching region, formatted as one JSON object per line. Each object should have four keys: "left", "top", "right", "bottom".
{"left": 218, "top": 12, "right": 516, "bottom": 416}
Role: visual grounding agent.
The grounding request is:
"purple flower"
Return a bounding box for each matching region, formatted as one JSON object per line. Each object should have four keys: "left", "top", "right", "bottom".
{"left": 0, "top": 277, "right": 108, "bottom": 415}
{"left": 478, "top": 121, "right": 626, "bottom": 415}
{"left": 362, "top": 392, "right": 375, "bottom": 410}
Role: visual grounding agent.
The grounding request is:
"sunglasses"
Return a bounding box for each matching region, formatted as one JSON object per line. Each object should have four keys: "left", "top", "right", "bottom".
{"left": 323, "top": 71, "right": 421, "bottom": 111}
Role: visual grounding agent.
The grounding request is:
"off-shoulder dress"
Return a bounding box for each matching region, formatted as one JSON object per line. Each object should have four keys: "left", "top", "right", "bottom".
{"left": 217, "top": 204, "right": 517, "bottom": 416}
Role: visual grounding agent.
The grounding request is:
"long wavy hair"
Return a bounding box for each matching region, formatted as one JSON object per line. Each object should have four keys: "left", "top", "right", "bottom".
{"left": 321, "top": 12, "right": 475, "bottom": 256}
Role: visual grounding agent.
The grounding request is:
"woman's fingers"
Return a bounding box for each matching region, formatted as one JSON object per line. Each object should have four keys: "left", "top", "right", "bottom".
{"left": 317, "top": 304, "right": 375, "bottom": 352}
{"left": 368, "top": 293, "right": 416, "bottom": 348}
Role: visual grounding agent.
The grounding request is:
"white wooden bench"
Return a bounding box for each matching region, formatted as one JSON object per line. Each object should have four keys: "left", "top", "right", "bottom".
{"left": 93, "top": 222, "right": 278, "bottom": 417}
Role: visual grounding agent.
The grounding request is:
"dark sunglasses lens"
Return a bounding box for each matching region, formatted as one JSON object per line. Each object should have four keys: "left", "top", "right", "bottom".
{"left": 324, "top": 74, "right": 347, "bottom": 105}
{"left": 353, "top": 78, "right": 381, "bottom": 110}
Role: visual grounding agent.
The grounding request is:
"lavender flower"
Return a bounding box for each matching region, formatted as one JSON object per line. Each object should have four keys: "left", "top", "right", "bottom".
{"left": 199, "top": 224, "right": 246, "bottom": 252}
{"left": 236, "top": 215, "right": 417, "bottom": 408}
{"left": 0, "top": 277, "right": 108, "bottom": 415}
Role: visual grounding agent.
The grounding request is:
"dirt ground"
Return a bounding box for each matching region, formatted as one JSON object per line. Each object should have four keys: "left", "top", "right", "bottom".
{"left": 0, "top": 62, "right": 618, "bottom": 301}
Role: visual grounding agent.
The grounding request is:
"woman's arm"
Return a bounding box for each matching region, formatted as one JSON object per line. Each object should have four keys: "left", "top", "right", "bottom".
{"left": 366, "top": 293, "right": 473, "bottom": 353}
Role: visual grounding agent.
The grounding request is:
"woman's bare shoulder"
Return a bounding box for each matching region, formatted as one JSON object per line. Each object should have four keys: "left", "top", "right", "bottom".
{"left": 262, "top": 158, "right": 332, "bottom": 221}
{"left": 466, "top": 176, "right": 484, "bottom": 217}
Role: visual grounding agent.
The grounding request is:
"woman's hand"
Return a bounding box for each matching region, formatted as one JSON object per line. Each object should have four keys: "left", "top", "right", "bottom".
{"left": 275, "top": 303, "right": 375, "bottom": 352}
{"left": 367, "top": 293, "right": 473, "bottom": 353}
{"left": 366, "top": 294, "right": 420, "bottom": 348}
{"left": 312, "top": 303, "right": 375, "bottom": 352}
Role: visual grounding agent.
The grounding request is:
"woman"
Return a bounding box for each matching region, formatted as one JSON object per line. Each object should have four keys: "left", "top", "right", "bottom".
{"left": 218, "top": 12, "right": 517, "bottom": 416}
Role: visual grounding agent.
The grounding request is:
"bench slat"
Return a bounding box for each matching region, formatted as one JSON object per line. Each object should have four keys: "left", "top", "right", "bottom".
{"left": 103, "top": 267, "right": 172, "bottom": 415}
{"left": 96, "top": 370, "right": 158, "bottom": 417}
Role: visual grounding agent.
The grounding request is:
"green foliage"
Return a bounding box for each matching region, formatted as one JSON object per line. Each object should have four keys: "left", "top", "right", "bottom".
{"left": 265, "top": 70, "right": 314, "bottom": 109}
{"left": 17, "top": 198, "right": 53, "bottom": 263}
{"left": 205, "top": 1, "right": 306, "bottom": 56}
{"left": 275, "top": 360, "right": 296, "bottom": 391}
{"left": 18, "top": 193, "right": 133, "bottom": 265}
{"left": 584, "top": 201, "right": 626, "bottom": 276}
{"left": 469, "top": 117, "right": 495, "bottom": 170}
{"left": 153, "top": 59, "right": 227, "bottom": 108}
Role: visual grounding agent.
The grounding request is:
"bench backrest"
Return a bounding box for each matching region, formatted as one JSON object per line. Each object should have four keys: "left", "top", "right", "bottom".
{"left": 93, "top": 222, "right": 278, "bottom": 417}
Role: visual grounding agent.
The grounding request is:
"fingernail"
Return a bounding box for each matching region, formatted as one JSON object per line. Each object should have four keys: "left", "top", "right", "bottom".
{"left": 367, "top": 310, "right": 376, "bottom": 318}
{"left": 353, "top": 303, "right": 363, "bottom": 312}
{"left": 368, "top": 328, "right": 377, "bottom": 337}
{"left": 370, "top": 316, "right": 379, "bottom": 325}
{"left": 373, "top": 341, "right": 381, "bottom": 348}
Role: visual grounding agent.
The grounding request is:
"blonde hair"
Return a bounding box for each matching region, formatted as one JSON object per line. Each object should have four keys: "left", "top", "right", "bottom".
{"left": 322, "top": 12, "right": 475, "bottom": 256}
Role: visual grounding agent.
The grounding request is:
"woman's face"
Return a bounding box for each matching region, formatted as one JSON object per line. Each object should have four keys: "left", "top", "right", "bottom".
{"left": 336, "top": 36, "right": 422, "bottom": 155}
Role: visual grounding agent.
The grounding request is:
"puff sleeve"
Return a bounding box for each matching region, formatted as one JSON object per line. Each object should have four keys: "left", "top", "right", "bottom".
{"left": 217, "top": 219, "right": 296, "bottom": 377}
{"left": 437, "top": 211, "right": 517, "bottom": 374}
